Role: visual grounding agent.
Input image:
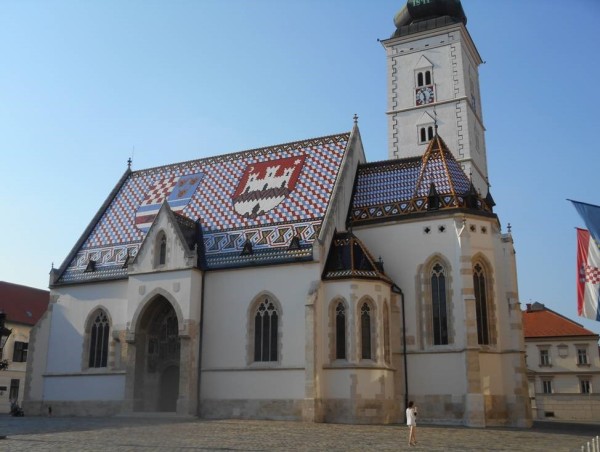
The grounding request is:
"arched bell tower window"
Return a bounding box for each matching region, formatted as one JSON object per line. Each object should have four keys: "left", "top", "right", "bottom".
{"left": 419, "top": 125, "right": 435, "bottom": 144}
{"left": 88, "top": 310, "right": 110, "bottom": 368}
{"left": 416, "top": 70, "right": 432, "bottom": 88}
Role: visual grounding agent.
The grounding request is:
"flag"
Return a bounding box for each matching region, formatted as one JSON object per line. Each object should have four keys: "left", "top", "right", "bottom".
{"left": 570, "top": 200, "right": 600, "bottom": 244}
{"left": 576, "top": 228, "right": 600, "bottom": 321}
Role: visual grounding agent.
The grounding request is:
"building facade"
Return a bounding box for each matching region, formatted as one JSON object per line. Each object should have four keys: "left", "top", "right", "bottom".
{"left": 24, "top": 0, "right": 531, "bottom": 427}
{"left": 0, "top": 281, "right": 49, "bottom": 413}
{"left": 523, "top": 302, "right": 600, "bottom": 421}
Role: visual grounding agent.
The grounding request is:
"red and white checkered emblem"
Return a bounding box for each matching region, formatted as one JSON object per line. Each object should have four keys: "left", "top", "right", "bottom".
{"left": 582, "top": 265, "right": 600, "bottom": 284}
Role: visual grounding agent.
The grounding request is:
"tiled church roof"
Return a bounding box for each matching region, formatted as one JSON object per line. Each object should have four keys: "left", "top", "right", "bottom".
{"left": 54, "top": 133, "right": 350, "bottom": 285}
{"left": 350, "top": 134, "right": 491, "bottom": 224}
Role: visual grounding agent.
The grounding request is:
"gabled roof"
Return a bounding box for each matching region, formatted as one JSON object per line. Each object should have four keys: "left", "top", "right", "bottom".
{"left": 54, "top": 132, "right": 350, "bottom": 285}
{"left": 322, "top": 232, "right": 393, "bottom": 284}
{"left": 523, "top": 302, "right": 598, "bottom": 339}
{"left": 0, "top": 281, "right": 49, "bottom": 326}
{"left": 350, "top": 134, "right": 492, "bottom": 225}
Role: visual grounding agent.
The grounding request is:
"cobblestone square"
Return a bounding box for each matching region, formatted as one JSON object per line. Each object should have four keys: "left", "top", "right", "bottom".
{"left": 0, "top": 416, "right": 598, "bottom": 451}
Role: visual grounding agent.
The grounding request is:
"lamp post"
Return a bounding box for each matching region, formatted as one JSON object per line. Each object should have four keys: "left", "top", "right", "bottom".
{"left": 0, "top": 311, "right": 12, "bottom": 440}
{"left": 0, "top": 312, "right": 12, "bottom": 370}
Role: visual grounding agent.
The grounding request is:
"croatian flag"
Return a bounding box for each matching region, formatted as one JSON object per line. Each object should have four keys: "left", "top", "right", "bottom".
{"left": 576, "top": 228, "right": 600, "bottom": 321}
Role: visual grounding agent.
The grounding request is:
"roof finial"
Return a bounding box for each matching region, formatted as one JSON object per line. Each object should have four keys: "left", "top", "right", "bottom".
{"left": 127, "top": 157, "right": 132, "bottom": 169}
{"left": 433, "top": 106, "right": 438, "bottom": 135}
{"left": 353, "top": 113, "right": 358, "bottom": 125}
{"left": 507, "top": 223, "right": 512, "bottom": 233}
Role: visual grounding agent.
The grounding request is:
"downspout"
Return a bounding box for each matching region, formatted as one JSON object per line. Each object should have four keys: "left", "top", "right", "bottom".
{"left": 197, "top": 269, "right": 206, "bottom": 416}
{"left": 392, "top": 284, "right": 408, "bottom": 422}
{"left": 401, "top": 289, "right": 408, "bottom": 421}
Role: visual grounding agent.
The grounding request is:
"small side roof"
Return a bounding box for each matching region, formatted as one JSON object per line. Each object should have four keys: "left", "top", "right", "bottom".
{"left": 523, "top": 302, "right": 598, "bottom": 339}
{"left": 350, "top": 134, "right": 493, "bottom": 225}
{"left": 0, "top": 281, "right": 49, "bottom": 326}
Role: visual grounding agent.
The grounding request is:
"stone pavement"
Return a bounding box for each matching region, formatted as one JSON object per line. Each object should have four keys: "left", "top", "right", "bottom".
{"left": 0, "top": 415, "right": 598, "bottom": 452}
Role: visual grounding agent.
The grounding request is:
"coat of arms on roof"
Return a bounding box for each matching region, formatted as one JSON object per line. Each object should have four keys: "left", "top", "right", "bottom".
{"left": 232, "top": 155, "right": 306, "bottom": 219}
{"left": 135, "top": 172, "right": 204, "bottom": 231}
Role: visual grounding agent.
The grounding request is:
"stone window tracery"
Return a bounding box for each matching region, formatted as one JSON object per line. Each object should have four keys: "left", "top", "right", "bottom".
{"left": 89, "top": 310, "right": 110, "bottom": 368}
{"left": 361, "top": 303, "right": 372, "bottom": 360}
{"left": 254, "top": 298, "right": 279, "bottom": 362}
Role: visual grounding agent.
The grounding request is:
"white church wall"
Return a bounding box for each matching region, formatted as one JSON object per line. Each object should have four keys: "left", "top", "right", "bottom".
{"left": 201, "top": 370, "right": 305, "bottom": 400}
{"left": 44, "top": 374, "right": 124, "bottom": 401}
{"left": 354, "top": 216, "right": 465, "bottom": 341}
{"left": 45, "top": 281, "right": 128, "bottom": 374}
{"left": 201, "top": 262, "right": 318, "bottom": 376}
{"left": 23, "top": 303, "right": 53, "bottom": 411}
{"left": 321, "top": 368, "right": 394, "bottom": 399}
{"left": 407, "top": 353, "right": 466, "bottom": 394}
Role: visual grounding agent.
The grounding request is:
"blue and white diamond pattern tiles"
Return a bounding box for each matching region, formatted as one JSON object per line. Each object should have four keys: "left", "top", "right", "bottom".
{"left": 60, "top": 133, "right": 349, "bottom": 278}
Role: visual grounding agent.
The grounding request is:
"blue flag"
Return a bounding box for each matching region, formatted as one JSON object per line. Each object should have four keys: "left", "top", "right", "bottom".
{"left": 570, "top": 200, "right": 600, "bottom": 244}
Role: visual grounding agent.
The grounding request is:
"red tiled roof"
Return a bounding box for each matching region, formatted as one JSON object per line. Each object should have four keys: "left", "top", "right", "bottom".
{"left": 523, "top": 305, "right": 597, "bottom": 338}
{"left": 0, "top": 281, "right": 49, "bottom": 326}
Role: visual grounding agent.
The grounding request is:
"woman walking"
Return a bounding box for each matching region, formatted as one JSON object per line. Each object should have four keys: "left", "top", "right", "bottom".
{"left": 406, "top": 400, "right": 417, "bottom": 446}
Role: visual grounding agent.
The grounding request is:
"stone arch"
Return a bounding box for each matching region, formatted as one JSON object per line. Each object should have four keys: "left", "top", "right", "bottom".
{"left": 418, "top": 253, "right": 455, "bottom": 348}
{"left": 130, "top": 292, "right": 182, "bottom": 412}
{"left": 130, "top": 287, "right": 184, "bottom": 338}
{"left": 246, "top": 291, "right": 283, "bottom": 365}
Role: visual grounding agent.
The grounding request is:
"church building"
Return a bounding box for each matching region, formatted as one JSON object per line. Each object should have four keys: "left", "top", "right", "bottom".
{"left": 24, "top": 0, "right": 532, "bottom": 427}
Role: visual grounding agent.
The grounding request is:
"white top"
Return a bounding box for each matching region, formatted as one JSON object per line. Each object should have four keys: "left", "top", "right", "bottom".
{"left": 406, "top": 407, "right": 417, "bottom": 426}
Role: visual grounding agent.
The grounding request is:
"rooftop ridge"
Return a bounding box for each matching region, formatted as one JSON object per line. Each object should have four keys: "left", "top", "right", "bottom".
{"left": 131, "top": 131, "right": 351, "bottom": 176}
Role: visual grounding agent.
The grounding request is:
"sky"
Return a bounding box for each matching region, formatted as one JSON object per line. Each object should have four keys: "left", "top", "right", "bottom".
{"left": 1, "top": 1, "right": 600, "bottom": 333}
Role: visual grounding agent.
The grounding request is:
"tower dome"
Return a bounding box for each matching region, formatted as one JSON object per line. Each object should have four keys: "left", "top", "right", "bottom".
{"left": 392, "top": 0, "right": 467, "bottom": 38}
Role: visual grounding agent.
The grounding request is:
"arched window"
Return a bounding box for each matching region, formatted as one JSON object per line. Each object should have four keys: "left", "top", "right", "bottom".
{"left": 254, "top": 298, "right": 279, "bottom": 362}
{"left": 425, "top": 70, "right": 432, "bottom": 85}
{"left": 431, "top": 263, "right": 448, "bottom": 345}
{"left": 427, "top": 126, "right": 434, "bottom": 140}
{"left": 335, "top": 302, "right": 346, "bottom": 360}
{"left": 88, "top": 310, "right": 110, "bottom": 368}
{"left": 360, "top": 303, "right": 372, "bottom": 360}
{"left": 420, "top": 127, "right": 426, "bottom": 143}
{"left": 159, "top": 234, "right": 167, "bottom": 266}
{"left": 417, "top": 72, "right": 424, "bottom": 87}
{"left": 473, "top": 263, "right": 490, "bottom": 345}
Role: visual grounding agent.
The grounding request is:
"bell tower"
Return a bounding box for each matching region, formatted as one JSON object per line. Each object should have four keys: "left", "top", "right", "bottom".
{"left": 382, "top": 0, "right": 489, "bottom": 195}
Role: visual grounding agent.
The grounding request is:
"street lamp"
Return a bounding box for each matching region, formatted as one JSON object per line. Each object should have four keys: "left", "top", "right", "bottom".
{"left": 0, "top": 311, "right": 12, "bottom": 440}
{"left": 0, "top": 311, "right": 12, "bottom": 370}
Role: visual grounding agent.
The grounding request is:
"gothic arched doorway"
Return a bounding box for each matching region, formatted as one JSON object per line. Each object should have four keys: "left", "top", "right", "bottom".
{"left": 133, "top": 296, "right": 181, "bottom": 412}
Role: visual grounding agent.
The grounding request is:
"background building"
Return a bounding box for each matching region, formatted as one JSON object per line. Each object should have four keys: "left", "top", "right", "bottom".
{"left": 523, "top": 302, "right": 600, "bottom": 421}
{"left": 0, "top": 281, "right": 49, "bottom": 412}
